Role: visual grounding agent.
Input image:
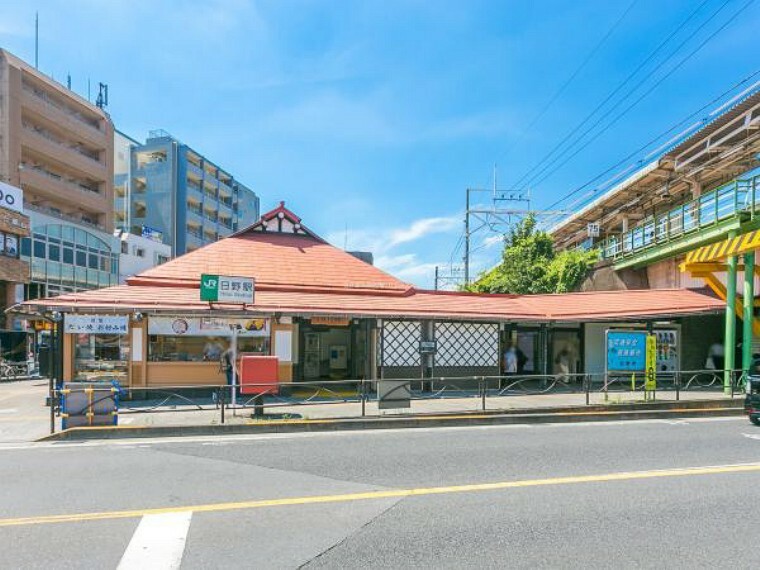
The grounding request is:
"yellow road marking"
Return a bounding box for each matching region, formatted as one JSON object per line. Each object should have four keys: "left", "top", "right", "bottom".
{"left": 0, "top": 462, "right": 758, "bottom": 528}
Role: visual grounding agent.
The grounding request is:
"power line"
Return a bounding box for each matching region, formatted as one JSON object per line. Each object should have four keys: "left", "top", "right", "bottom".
{"left": 495, "top": 0, "right": 639, "bottom": 164}
{"left": 524, "top": 0, "right": 753, "bottom": 192}
{"left": 509, "top": 0, "right": 716, "bottom": 191}
{"left": 540, "top": 68, "right": 760, "bottom": 218}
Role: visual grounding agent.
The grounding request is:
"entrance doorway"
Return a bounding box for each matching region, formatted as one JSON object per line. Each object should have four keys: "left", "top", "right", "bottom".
{"left": 298, "top": 318, "right": 368, "bottom": 381}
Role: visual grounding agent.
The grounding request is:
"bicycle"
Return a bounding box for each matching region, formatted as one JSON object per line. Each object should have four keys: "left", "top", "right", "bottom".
{"left": 0, "top": 359, "right": 28, "bottom": 381}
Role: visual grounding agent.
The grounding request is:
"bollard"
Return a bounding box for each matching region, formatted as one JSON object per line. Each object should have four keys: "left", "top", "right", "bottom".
{"left": 481, "top": 377, "right": 486, "bottom": 411}
{"left": 253, "top": 394, "right": 264, "bottom": 418}
{"left": 675, "top": 371, "right": 680, "bottom": 401}
{"left": 219, "top": 388, "right": 225, "bottom": 424}
{"left": 49, "top": 389, "right": 56, "bottom": 434}
{"left": 585, "top": 375, "right": 590, "bottom": 406}
{"left": 360, "top": 378, "right": 366, "bottom": 417}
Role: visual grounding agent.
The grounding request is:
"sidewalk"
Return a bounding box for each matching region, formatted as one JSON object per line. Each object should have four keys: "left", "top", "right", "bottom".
{"left": 0, "top": 379, "right": 744, "bottom": 443}
{"left": 0, "top": 379, "right": 51, "bottom": 443}
{"left": 116, "top": 389, "right": 739, "bottom": 429}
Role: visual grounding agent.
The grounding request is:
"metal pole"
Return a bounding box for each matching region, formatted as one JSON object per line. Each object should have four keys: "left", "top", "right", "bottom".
{"left": 231, "top": 326, "right": 238, "bottom": 410}
{"left": 725, "top": 235, "right": 738, "bottom": 396}
{"left": 481, "top": 376, "right": 486, "bottom": 411}
{"left": 34, "top": 12, "right": 39, "bottom": 69}
{"left": 464, "top": 189, "right": 470, "bottom": 285}
{"left": 742, "top": 251, "right": 755, "bottom": 381}
{"left": 434, "top": 266, "right": 439, "bottom": 291}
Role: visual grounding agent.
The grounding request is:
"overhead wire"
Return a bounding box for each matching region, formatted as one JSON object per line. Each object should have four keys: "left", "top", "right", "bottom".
{"left": 525, "top": 0, "right": 755, "bottom": 192}
{"left": 538, "top": 68, "right": 760, "bottom": 225}
{"left": 509, "top": 0, "right": 716, "bottom": 191}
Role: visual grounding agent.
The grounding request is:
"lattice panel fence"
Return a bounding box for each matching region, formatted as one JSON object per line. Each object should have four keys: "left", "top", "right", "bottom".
{"left": 435, "top": 322, "right": 499, "bottom": 367}
{"left": 380, "top": 320, "right": 421, "bottom": 367}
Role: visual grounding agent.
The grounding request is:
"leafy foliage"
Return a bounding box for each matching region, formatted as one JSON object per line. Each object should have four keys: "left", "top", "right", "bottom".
{"left": 466, "top": 215, "right": 599, "bottom": 294}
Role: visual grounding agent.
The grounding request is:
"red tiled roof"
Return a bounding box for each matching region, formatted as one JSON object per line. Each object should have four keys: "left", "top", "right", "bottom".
{"left": 12, "top": 203, "right": 725, "bottom": 322}
{"left": 130, "top": 232, "right": 411, "bottom": 294}
{"left": 18, "top": 285, "right": 722, "bottom": 322}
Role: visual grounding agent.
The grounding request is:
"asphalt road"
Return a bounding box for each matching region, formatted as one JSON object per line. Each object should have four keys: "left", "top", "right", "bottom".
{"left": 1, "top": 417, "right": 760, "bottom": 569}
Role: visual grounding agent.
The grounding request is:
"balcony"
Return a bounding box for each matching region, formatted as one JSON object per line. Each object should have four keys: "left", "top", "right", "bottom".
{"left": 24, "top": 202, "right": 105, "bottom": 232}
{"left": 21, "top": 83, "right": 103, "bottom": 139}
{"left": 186, "top": 161, "right": 203, "bottom": 181}
{"left": 20, "top": 167, "right": 108, "bottom": 213}
{"left": 601, "top": 169, "right": 760, "bottom": 268}
{"left": 186, "top": 207, "right": 204, "bottom": 226}
{"left": 21, "top": 125, "right": 107, "bottom": 180}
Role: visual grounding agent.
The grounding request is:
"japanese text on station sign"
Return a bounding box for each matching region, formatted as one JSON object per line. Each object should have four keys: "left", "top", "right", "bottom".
{"left": 200, "top": 274, "right": 255, "bottom": 304}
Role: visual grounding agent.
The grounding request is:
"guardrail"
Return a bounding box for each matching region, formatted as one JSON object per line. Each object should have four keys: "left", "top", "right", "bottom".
{"left": 46, "top": 370, "right": 746, "bottom": 434}
{"left": 600, "top": 172, "right": 760, "bottom": 261}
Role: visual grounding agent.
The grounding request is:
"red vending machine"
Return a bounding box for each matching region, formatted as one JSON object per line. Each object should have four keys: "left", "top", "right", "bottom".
{"left": 239, "top": 355, "right": 280, "bottom": 395}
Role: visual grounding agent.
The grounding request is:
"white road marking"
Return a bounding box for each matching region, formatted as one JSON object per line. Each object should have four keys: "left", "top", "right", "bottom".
{"left": 0, "top": 409, "right": 18, "bottom": 414}
{"left": 742, "top": 433, "right": 760, "bottom": 440}
{"left": 117, "top": 511, "right": 192, "bottom": 570}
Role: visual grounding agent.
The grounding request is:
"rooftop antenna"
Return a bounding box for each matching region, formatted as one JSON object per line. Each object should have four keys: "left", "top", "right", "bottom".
{"left": 34, "top": 12, "right": 38, "bottom": 69}
{"left": 66, "top": 73, "right": 71, "bottom": 90}
{"left": 95, "top": 82, "right": 108, "bottom": 109}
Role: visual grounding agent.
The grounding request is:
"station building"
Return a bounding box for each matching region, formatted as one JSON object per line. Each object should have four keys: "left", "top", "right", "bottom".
{"left": 11, "top": 203, "right": 725, "bottom": 388}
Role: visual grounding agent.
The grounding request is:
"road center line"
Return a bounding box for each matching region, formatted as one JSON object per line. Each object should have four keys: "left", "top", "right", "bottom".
{"left": 117, "top": 511, "right": 192, "bottom": 570}
{"left": 0, "top": 462, "right": 759, "bottom": 528}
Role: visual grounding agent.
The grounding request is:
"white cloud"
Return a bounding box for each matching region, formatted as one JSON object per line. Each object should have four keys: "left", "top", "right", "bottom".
{"left": 387, "top": 216, "right": 460, "bottom": 248}
{"left": 482, "top": 234, "right": 504, "bottom": 248}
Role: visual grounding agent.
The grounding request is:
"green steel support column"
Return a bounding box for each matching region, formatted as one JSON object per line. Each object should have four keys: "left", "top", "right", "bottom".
{"left": 743, "top": 251, "right": 755, "bottom": 379}
{"left": 724, "top": 235, "right": 738, "bottom": 395}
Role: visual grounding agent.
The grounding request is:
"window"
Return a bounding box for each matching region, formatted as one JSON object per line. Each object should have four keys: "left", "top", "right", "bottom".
{"left": 48, "top": 244, "right": 60, "bottom": 261}
{"left": 20, "top": 237, "right": 31, "bottom": 257}
{"left": 133, "top": 247, "right": 145, "bottom": 258}
{"left": 73, "top": 334, "right": 129, "bottom": 383}
{"left": 88, "top": 254, "right": 98, "bottom": 270}
{"left": 156, "top": 254, "right": 170, "bottom": 265}
{"left": 148, "top": 335, "right": 269, "bottom": 362}
{"left": 33, "top": 240, "right": 46, "bottom": 258}
{"left": 76, "top": 250, "right": 87, "bottom": 267}
{"left": 121, "top": 242, "right": 128, "bottom": 254}
{"left": 149, "top": 336, "right": 230, "bottom": 362}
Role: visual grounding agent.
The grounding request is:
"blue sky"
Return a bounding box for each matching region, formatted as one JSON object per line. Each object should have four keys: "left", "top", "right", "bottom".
{"left": 0, "top": 0, "right": 758, "bottom": 287}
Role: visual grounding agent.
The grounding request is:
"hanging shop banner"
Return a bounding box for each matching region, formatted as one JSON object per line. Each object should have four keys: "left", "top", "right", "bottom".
{"left": 200, "top": 274, "right": 254, "bottom": 304}
{"left": 605, "top": 330, "right": 647, "bottom": 372}
{"left": 148, "top": 316, "right": 269, "bottom": 337}
{"left": 64, "top": 314, "right": 129, "bottom": 335}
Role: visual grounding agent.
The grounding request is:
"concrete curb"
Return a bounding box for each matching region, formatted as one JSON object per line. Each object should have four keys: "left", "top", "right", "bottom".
{"left": 39, "top": 399, "right": 745, "bottom": 442}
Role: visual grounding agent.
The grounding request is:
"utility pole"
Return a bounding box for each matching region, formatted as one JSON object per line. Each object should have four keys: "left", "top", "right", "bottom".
{"left": 434, "top": 266, "right": 439, "bottom": 291}
{"left": 462, "top": 165, "right": 565, "bottom": 286}
{"left": 464, "top": 188, "right": 470, "bottom": 284}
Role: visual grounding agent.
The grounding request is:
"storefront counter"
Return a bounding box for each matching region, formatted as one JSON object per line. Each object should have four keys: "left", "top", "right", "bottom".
{"left": 145, "top": 362, "right": 226, "bottom": 387}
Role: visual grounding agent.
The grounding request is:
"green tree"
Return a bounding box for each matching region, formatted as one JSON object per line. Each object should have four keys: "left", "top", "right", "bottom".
{"left": 467, "top": 215, "right": 599, "bottom": 294}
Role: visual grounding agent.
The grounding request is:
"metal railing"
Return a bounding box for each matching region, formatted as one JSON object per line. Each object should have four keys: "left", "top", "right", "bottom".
{"left": 46, "top": 370, "right": 746, "bottom": 434}
{"left": 601, "top": 172, "right": 760, "bottom": 261}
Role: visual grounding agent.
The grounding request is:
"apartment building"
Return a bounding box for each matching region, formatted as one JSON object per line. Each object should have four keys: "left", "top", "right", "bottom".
{"left": 114, "top": 130, "right": 259, "bottom": 255}
{"left": 0, "top": 49, "right": 119, "bottom": 300}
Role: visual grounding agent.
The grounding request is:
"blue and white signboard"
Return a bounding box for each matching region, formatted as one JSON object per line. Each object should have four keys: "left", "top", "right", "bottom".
{"left": 141, "top": 225, "right": 164, "bottom": 243}
{"left": 64, "top": 314, "right": 129, "bottom": 335}
{"left": 606, "top": 330, "right": 647, "bottom": 372}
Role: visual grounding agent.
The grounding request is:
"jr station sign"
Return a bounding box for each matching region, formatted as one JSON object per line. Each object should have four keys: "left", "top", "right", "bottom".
{"left": 200, "top": 274, "right": 255, "bottom": 304}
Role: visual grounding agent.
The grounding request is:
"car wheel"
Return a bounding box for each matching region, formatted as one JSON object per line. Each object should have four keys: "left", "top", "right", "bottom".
{"left": 751, "top": 415, "right": 760, "bottom": 426}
